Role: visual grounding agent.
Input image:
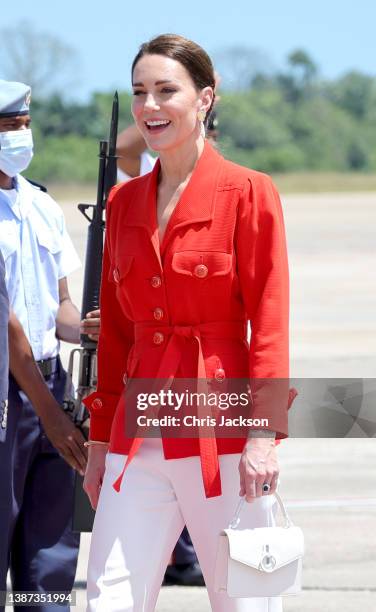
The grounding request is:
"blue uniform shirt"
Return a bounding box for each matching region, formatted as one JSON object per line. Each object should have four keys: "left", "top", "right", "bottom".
{"left": 0, "top": 250, "right": 9, "bottom": 434}
{"left": 0, "top": 175, "right": 80, "bottom": 361}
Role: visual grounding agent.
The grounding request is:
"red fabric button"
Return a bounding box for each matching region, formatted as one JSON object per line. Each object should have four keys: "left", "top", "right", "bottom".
{"left": 92, "top": 398, "right": 103, "bottom": 409}
{"left": 153, "top": 307, "right": 164, "bottom": 321}
{"left": 214, "top": 368, "right": 225, "bottom": 382}
{"left": 153, "top": 332, "right": 164, "bottom": 345}
{"left": 194, "top": 264, "right": 208, "bottom": 278}
{"left": 113, "top": 268, "right": 120, "bottom": 283}
{"left": 151, "top": 275, "right": 162, "bottom": 288}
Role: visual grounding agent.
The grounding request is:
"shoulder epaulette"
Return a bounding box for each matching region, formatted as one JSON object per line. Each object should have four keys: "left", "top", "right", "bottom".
{"left": 26, "top": 178, "right": 48, "bottom": 193}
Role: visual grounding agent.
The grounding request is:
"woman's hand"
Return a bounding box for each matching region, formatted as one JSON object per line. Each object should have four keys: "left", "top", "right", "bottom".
{"left": 239, "top": 438, "right": 279, "bottom": 503}
{"left": 83, "top": 445, "right": 108, "bottom": 510}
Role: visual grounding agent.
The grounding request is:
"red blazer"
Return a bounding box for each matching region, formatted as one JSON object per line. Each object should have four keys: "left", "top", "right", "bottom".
{"left": 84, "top": 141, "right": 294, "bottom": 498}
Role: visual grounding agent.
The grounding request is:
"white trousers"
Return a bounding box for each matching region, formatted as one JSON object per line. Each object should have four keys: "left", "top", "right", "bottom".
{"left": 87, "top": 438, "right": 283, "bottom": 612}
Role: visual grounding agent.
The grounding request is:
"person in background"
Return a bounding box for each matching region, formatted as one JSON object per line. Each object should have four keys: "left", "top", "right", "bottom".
{"left": 0, "top": 251, "right": 9, "bottom": 442}
{"left": 117, "top": 123, "right": 156, "bottom": 181}
{"left": 0, "top": 79, "right": 97, "bottom": 612}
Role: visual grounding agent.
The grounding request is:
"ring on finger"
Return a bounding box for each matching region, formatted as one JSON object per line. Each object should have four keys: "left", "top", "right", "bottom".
{"left": 262, "top": 482, "right": 271, "bottom": 494}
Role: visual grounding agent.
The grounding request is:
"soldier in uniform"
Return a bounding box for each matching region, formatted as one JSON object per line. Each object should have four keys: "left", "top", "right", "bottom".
{"left": 0, "top": 79, "right": 91, "bottom": 611}
{"left": 0, "top": 251, "right": 9, "bottom": 441}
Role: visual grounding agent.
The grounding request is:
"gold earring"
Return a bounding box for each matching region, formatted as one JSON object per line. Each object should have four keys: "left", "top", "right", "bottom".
{"left": 197, "top": 109, "right": 206, "bottom": 122}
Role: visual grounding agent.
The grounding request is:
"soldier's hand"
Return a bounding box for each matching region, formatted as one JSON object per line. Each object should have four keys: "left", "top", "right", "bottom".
{"left": 80, "top": 309, "right": 100, "bottom": 341}
{"left": 41, "top": 407, "right": 88, "bottom": 475}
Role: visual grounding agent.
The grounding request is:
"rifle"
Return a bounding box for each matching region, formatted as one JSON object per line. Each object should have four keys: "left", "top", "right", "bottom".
{"left": 63, "top": 92, "right": 119, "bottom": 531}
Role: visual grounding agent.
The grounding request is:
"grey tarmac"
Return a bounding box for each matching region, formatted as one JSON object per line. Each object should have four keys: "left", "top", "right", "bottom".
{"left": 57, "top": 189, "right": 376, "bottom": 611}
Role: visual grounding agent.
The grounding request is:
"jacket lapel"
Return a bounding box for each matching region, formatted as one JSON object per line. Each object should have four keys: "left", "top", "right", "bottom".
{"left": 160, "top": 141, "right": 224, "bottom": 253}
{"left": 122, "top": 159, "right": 162, "bottom": 267}
{"left": 122, "top": 140, "right": 224, "bottom": 265}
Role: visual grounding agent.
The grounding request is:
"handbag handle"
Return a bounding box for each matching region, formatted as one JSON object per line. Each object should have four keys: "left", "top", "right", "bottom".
{"left": 229, "top": 491, "right": 293, "bottom": 530}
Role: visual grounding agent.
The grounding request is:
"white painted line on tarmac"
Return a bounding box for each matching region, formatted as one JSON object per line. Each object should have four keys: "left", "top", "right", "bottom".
{"left": 285, "top": 497, "right": 376, "bottom": 508}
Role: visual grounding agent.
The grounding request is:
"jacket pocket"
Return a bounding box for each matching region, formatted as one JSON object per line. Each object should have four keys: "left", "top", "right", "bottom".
{"left": 109, "top": 254, "right": 134, "bottom": 284}
{"left": 35, "top": 223, "right": 62, "bottom": 254}
{"left": 0, "top": 233, "right": 16, "bottom": 261}
{"left": 205, "top": 348, "right": 249, "bottom": 380}
{"left": 172, "top": 251, "right": 232, "bottom": 278}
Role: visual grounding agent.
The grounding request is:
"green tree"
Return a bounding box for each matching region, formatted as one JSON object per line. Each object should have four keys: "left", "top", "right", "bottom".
{"left": 16, "top": 53, "right": 376, "bottom": 180}
{"left": 327, "top": 71, "right": 376, "bottom": 119}
{"left": 288, "top": 49, "right": 318, "bottom": 86}
{"left": 278, "top": 49, "right": 318, "bottom": 103}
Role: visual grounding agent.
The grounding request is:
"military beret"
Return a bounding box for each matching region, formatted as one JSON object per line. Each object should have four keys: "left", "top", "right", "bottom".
{"left": 0, "top": 79, "right": 31, "bottom": 117}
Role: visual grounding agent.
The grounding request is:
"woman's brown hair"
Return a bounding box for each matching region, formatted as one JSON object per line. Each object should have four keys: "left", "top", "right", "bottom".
{"left": 131, "top": 34, "right": 216, "bottom": 126}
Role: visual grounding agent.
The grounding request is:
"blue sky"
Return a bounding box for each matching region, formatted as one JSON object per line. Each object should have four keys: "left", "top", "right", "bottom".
{"left": 2, "top": 0, "right": 375, "bottom": 99}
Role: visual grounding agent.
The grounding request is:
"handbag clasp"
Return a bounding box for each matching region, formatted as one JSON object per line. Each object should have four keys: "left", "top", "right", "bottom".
{"left": 259, "top": 545, "right": 277, "bottom": 572}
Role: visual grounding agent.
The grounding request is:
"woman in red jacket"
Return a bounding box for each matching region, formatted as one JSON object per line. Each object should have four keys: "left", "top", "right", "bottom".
{"left": 84, "top": 34, "right": 292, "bottom": 612}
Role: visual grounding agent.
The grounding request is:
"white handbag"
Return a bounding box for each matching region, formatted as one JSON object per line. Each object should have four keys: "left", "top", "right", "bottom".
{"left": 214, "top": 492, "right": 304, "bottom": 597}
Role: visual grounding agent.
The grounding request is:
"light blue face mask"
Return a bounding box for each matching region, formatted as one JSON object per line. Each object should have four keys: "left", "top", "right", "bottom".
{"left": 0, "top": 129, "right": 34, "bottom": 178}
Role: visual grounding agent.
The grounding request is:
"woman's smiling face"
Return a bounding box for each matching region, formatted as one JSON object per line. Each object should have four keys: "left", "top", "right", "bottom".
{"left": 131, "top": 54, "right": 212, "bottom": 152}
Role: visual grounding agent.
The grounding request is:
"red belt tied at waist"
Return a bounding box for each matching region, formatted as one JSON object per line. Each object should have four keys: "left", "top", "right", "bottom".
{"left": 113, "top": 320, "right": 247, "bottom": 498}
